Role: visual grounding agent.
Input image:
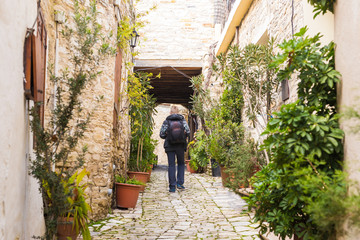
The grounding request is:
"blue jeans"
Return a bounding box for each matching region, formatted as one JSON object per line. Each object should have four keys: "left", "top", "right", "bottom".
{"left": 166, "top": 148, "right": 185, "bottom": 189}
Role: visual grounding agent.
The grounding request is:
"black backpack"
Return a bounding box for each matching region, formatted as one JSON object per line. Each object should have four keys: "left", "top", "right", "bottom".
{"left": 167, "top": 120, "right": 186, "bottom": 144}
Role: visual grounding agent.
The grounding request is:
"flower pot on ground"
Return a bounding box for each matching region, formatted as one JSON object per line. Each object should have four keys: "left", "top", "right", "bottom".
{"left": 220, "top": 165, "right": 231, "bottom": 187}
{"left": 185, "top": 159, "right": 197, "bottom": 173}
{"left": 115, "top": 175, "right": 144, "bottom": 208}
{"left": 115, "top": 183, "right": 142, "bottom": 208}
{"left": 147, "top": 164, "right": 153, "bottom": 181}
{"left": 57, "top": 217, "right": 78, "bottom": 240}
{"left": 55, "top": 169, "right": 91, "bottom": 240}
{"left": 127, "top": 171, "right": 150, "bottom": 192}
{"left": 211, "top": 159, "right": 221, "bottom": 177}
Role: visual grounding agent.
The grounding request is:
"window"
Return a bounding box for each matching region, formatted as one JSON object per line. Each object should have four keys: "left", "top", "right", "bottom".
{"left": 24, "top": 9, "right": 47, "bottom": 126}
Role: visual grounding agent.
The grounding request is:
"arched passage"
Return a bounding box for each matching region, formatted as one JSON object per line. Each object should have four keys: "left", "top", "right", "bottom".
{"left": 134, "top": 59, "right": 202, "bottom": 164}
{"left": 134, "top": 59, "right": 202, "bottom": 108}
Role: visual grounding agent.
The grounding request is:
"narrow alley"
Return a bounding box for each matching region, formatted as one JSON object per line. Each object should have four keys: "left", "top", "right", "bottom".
{"left": 90, "top": 166, "right": 260, "bottom": 240}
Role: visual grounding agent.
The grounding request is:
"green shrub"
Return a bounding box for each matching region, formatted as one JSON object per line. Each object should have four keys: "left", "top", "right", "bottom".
{"left": 246, "top": 27, "right": 347, "bottom": 240}
{"left": 188, "top": 130, "right": 209, "bottom": 172}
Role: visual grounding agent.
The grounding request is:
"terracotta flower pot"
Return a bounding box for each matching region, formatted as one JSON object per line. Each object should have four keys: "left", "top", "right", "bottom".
{"left": 127, "top": 171, "right": 149, "bottom": 184}
{"left": 220, "top": 166, "right": 247, "bottom": 188}
{"left": 115, "top": 183, "right": 141, "bottom": 208}
{"left": 220, "top": 166, "right": 230, "bottom": 187}
{"left": 185, "top": 159, "right": 197, "bottom": 173}
{"left": 57, "top": 217, "right": 78, "bottom": 240}
{"left": 127, "top": 171, "right": 149, "bottom": 192}
{"left": 147, "top": 165, "right": 153, "bottom": 182}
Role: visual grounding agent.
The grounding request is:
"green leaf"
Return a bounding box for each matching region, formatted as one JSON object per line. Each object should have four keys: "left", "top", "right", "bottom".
{"left": 327, "top": 137, "right": 338, "bottom": 147}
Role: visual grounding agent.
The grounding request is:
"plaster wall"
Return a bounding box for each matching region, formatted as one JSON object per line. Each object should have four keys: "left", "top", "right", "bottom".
{"left": 0, "top": 0, "right": 45, "bottom": 239}
{"left": 303, "top": 0, "right": 334, "bottom": 44}
{"left": 335, "top": 0, "right": 360, "bottom": 238}
{"left": 136, "top": 0, "right": 215, "bottom": 60}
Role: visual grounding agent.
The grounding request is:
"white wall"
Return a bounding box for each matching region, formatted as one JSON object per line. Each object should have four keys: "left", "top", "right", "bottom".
{"left": 0, "top": 0, "right": 45, "bottom": 239}
{"left": 335, "top": 0, "right": 360, "bottom": 238}
{"left": 303, "top": 0, "right": 334, "bottom": 43}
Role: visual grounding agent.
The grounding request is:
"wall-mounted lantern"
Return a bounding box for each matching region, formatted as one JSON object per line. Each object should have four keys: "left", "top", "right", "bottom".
{"left": 129, "top": 29, "right": 139, "bottom": 48}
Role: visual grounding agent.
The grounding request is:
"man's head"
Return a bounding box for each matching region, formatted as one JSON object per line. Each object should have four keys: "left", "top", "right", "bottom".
{"left": 170, "top": 105, "right": 179, "bottom": 115}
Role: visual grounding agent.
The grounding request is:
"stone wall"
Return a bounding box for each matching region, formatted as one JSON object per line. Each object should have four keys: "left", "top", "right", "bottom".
{"left": 42, "top": 0, "right": 132, "bottom": 220}
{"left": 136, "top": 0, "right": 215, "bottom": 60}
{"left": 204, "top": 0, "right": 305, "bottom": 142}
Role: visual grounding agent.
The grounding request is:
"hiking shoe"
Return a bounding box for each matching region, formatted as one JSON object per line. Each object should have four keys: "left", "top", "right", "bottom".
{"left": 169, "top": 188, "right": 176, "bottom": 193}
{"left": 177, "top": 184, "right": 185, "bottom": 190}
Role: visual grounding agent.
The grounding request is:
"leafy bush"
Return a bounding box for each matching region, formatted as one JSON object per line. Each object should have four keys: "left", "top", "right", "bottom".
{"left": 188, "top": 130, "right": 209, "bottom": 172}
{"left": 128, "top": 71, "right": 157, "bottom": 172}
{"left": 246, "top": 28, "right": 348, "bottom": 240}
{"left": 226, "top": 138, "right": 264, "bottom": 189}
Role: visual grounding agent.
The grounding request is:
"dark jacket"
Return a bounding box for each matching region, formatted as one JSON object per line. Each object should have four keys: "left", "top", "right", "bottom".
{"left": 160, "top": 114, "right": 190, "bottom": 152}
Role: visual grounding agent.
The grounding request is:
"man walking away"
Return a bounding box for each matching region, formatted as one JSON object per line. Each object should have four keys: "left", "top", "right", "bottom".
{"left": 160, "top": 105, "right": 190, "bottom": 192}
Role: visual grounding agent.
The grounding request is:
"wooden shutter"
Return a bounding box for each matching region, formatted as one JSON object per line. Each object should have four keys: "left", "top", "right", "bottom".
{"left": 24, "top": 30, "right": 34, "bottom": 100}
{"left": 33, "top": 10, "right": 47, "bottom": 104}
{"left": 113, "top": 49, "right": 123, "bottom": 129}
{"left": 23, "top": 9, "right": 47, "bottom": 127}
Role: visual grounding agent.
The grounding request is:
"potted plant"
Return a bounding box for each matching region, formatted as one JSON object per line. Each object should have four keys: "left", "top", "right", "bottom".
{"left": 207, "top": 120, "right": 255, "bottom": 187}
{"left": 28, "top": 2, "right": 116, "bottom": 239}
{"left": 127, "top": 72, "right": 158, "bottom": 183}
{"left": 188, "top": 130, "right": 209, "bottom": 173}
{"left": 55, "top": 169, "right": 91, "bottom": 240}
{"left": 115, "top": 175, "right": 145, "bottom": 209}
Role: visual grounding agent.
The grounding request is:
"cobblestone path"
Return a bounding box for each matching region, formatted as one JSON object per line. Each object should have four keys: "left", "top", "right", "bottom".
{"left": 90, "top": 165, "right": 260, "bottom": 240}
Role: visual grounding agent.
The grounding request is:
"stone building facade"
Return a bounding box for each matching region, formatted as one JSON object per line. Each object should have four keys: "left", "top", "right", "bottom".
{"left": 206, "top": 0, "right": 334, "bottom": 141}
{"left": 135, "top": 0, "right": 216, "bottom": 161}
{"left": 209, "top": 0, "right": 360, "bottom": 238}
{"left": 136, "top": 0, "right": 215, "bottom": 60}
{"left": 41, "top": 0, "right": 134, "bottom": 220}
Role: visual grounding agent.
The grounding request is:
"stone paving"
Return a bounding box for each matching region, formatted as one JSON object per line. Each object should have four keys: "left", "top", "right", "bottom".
{"left": 89, "top": 165, "right": 260, "bottom": 240}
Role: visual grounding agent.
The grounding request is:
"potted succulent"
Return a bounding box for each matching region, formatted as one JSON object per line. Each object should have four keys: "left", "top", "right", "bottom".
{"left": 115, "top": 175, "right": 145, "bottom": 209}
{"left": 56, "top": 169, "right": 91, "bottom": 240}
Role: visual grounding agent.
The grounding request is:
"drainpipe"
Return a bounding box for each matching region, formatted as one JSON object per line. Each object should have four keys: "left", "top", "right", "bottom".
{"left": 53, "top": 11, "right": 65, "bottom": 171}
